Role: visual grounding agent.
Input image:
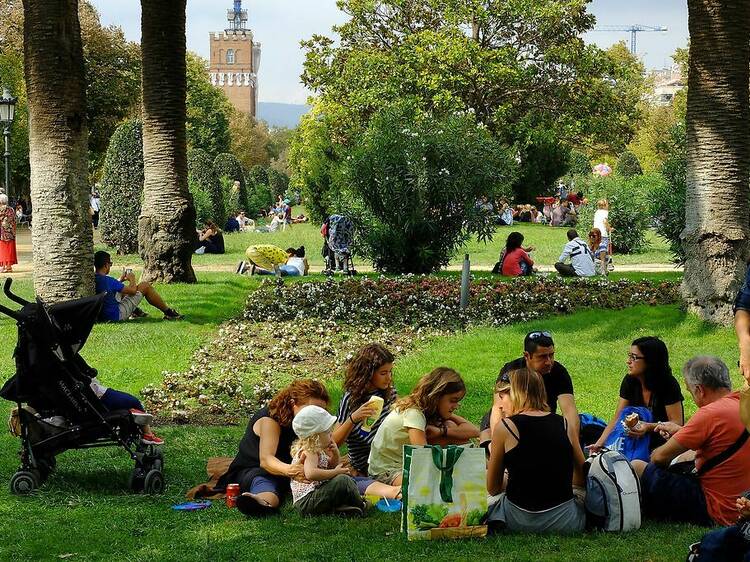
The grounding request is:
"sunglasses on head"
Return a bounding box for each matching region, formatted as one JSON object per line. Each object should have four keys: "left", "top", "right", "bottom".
{"left": 527, "top": 331, "right": 552, "bottom": 340}
{"left": 497, "top": 371, "right": 512, "bottom": 385}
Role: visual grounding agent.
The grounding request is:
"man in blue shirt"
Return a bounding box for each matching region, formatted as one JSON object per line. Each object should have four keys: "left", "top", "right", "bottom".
{"left": 94, "top": 251, "right": 182, "bottom": 322}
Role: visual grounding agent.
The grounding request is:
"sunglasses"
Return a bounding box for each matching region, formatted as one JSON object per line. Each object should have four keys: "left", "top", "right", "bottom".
{"left": 527, "top": 331, "right": 552, "bottom": 340}
{"left": 497, "top": 371, "right": 512, "bottom": 385}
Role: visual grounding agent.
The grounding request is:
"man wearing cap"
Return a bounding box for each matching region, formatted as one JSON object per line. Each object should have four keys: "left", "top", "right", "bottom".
{"left": 480, "top": 331, "right": 579, "bottom": 451}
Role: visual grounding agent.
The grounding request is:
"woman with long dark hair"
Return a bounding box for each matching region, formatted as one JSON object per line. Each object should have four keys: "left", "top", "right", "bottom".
{"left": 590, "top": 336, "right": 684, "bottom": 452}
{"left": 500, "top": 231, "right": 534, "bottom": 276}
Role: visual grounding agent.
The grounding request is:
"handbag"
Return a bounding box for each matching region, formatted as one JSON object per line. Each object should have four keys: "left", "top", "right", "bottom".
{"left": 401, "top": 445, "right": 487, "bottom": 541}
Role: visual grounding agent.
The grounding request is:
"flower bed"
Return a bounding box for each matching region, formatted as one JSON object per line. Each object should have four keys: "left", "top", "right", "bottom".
{"left": 143, "top": 275, "right": 680, "bottom": 425}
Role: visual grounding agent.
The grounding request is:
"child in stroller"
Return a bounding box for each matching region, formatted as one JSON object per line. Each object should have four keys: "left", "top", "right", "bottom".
{"left": 0, "top": 279, "right": 164, "bottom": 495}
{"left": 321, "top": 214, "right": 357, "bottom": 275}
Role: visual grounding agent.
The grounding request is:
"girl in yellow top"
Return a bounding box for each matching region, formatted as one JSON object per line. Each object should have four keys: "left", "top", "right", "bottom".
{"left": 367, "top": 367, "right": 479, "bottom": 486}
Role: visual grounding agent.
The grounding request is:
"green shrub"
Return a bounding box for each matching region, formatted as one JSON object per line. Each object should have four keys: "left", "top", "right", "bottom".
{"left": 577, "top": 174, "right": 655, "bottom": 254}
{"left": 344, "top": 105, "right": 516, "bottom": 274}
{"left": 214, "top": 152, "right": 250, "bottom": 215}
{"left": 188, "top": 148, "right": 225, "bottom": 226}
{"left": 651, "top": 123, "right": 686, "bottom": 263}
{"left": 267, "top": 168, "right": 290, "bottom": 200}
{"left": 189, "top": 178, "right": 214, "bottom": 226}
{"left": 568, "top": 150, "right": 592, "bottom": 176}
{"left": 248, "top": 165, "right": 269, "bottom": 188}
{"left": 247, "top": 182, "right": 274, "bottom": 218}
{"left": 513, "top": 134, "right": 570, "bottom": 201}
{"left": 616, "top": 150, "right": 643, "bottom": 179}
{"left": 99, "top": 119, "right": 143, "bottom": 254}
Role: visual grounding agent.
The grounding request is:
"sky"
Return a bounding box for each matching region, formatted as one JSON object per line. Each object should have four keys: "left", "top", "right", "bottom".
{"left": 89, "top": 0, "right": 689, "bottom": 105}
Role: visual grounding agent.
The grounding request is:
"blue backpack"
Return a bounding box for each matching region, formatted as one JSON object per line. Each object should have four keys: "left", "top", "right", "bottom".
{"left": 604, "top": 406, "right": 653, "bottom": 462}
{"left": 578, "top": 412, "right": 607, "bottom": 452}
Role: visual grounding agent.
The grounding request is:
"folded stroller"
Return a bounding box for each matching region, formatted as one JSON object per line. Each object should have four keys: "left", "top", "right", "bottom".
{"left": 323, "top": 214, "right": 357, "bottom": 276}
{"left": 0, "top": 279, "right": 164, "bottom": 495}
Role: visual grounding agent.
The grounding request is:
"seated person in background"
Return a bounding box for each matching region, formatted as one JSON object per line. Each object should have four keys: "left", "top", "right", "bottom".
{"left": 562, "top": 201, "right": 577, "bottom": 226}
{"left": 89, "top": 375, "right": 163, "bottom": 445}
{"left": 486, "top": 368, "right": 586, "bottom": 534}
{"left": 480, "top": 331, "right": 581, "bottom": 460}
{"left": 247, "top": 246, "right": 309, "bottom": 277}
{"left": 567, "top": 191, "right": 583, "bottom": 208}
{"left": 195, "top": 220, "right": 225, "bottom": 254}
{"left": 255, "top": 213, "right": 284, "bottom": 233}
{"left": 224, "top": 215, "right": 240, "bottom": 233}
{"left": 498, "top": 200, "right": 514, "bottom": 226}
{"left": 291, "top": 213, "right": 308, "bottom": 224}
{"left": 517, "top": 205, "right": 532, "bottom": 223}
{"left": 500, "top": 232, "right": 534, "bottom": 277}
{"left": 589, "top": 337, "right": 684, "bottom": 454}
{"left": 549, "top": 199, "right": 568, "bottom": 227}
{"left": 588, "top": 228, "right": 610, "bottom": 275}
{"left": 94, "top": 251, "right": 182, "bottom": 321}
{"left": 541, "top": 201, "right": 552, "bottom": 223}
{"left": 554, "top": 229, "right": 596, "bottom": 278}
{"left": 631, "top": 356, "right": 750, "bottom": 527}
{"left": 236, "top": 210, "right": 255, "bottom": 232}
{"left": 529, "top": 205, "right": 540, "bottom": 223}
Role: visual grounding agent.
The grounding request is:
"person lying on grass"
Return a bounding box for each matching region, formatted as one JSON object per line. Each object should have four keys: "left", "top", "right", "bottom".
{"left": 486, "top": 368, "right": 586, "bottom": 534}
{"left": 333, "top": 343, "right": 396, "bottom": 477}
{"left": 94, "top": 251, "right": 182, "bottom": 322}
{"left": 218, "top": 379, "right": 331, "bottom": 517}
{"left": 290, "top": 405, "right": 400, "bottom": 517}
{"left": 367, "top": 367, "right": 479, "bottom": 487}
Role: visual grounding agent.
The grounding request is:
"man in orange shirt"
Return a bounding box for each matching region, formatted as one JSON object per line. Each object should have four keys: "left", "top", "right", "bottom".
{"left": 632, "top": 356, "right": 750, "bottom": 526}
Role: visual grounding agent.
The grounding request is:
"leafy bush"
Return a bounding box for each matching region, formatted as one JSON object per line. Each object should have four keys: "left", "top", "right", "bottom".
{"left": 214, "top": 152, "right": 250, "bottom": 215}
{"left": 616, "top": 150, "right": 643, "bottom": 178}
{"left": 577, "top": 174, "right": 655, "bottom": 253}
{"left": 189, "top": 178, "right": 214, "bottom": 227}
{"left": 188, "top": 148, "right": 225, "bottom": 226}
{"left": 267, "top": 168, "right": 290, "bottom": 200}
{"left": 568, "top": 150, "right": 592, "bottom": 176}
{"left": 248, "top": 165, "right": 269, "bottom": 188}
{"left": 513, "top": 134, "right": 571, "bottom": 201}
{"left": 247, "top": 182, "right": 274, "bottom": 218}
{"left": 344, "top": 105, "right": 516, "bottom": 274}
{"left": 651, "top": 123, "right": 686, "bottom": 263}
{"left": 99, "top": 119, "right": 143, "bottom": 254}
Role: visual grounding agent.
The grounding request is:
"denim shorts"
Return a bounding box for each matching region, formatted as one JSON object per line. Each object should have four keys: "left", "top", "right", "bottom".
{"left": 735, "top": 266, "right": 750, "bottom": 313}
{"left": 238, "top": 472, "right": 286, "bottom": 497}
{"left": 640, "top": 463, "right": 712, "bottom": 525}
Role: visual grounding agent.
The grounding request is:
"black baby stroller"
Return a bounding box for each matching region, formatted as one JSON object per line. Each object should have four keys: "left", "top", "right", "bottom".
{"left": 0, "top": 279, "right": 164, "bottom": 495}
{"left": 322, "top": 214, "right": 357, "bottom": 276}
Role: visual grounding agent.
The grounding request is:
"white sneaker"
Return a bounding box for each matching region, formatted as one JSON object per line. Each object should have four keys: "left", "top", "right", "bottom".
{"left": 236, "top": 261, "right": 246, "bottom": 275}
{"left": 195, "top": 246, "right": 206, "bottom": 255}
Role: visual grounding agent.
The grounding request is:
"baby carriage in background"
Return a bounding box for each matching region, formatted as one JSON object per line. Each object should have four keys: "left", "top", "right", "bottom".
{"left": 322, "top": 214, "right": 357, "bottom": 276}
{"left": 0, "top": 279, "right": 164, "bottom": 495}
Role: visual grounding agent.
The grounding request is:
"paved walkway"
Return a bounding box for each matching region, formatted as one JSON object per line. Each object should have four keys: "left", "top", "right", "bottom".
{"left": 4, "top": 227, "right": 683, "bottom": 279}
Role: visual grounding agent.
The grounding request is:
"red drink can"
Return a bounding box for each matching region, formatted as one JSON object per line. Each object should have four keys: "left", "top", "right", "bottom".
{"left": 226, "top": 483, "right": 240, "bottom": 508}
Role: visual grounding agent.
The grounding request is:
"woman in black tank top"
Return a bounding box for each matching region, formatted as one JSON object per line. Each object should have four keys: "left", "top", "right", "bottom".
{"left": 487, "top": 368, "right": 586, "bottom": 533}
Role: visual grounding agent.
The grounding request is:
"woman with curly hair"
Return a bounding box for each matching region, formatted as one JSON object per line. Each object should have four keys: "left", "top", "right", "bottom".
{"left": 218, "top": 379, "right": 330, "bottom": 516}
{"left": 333, "top": 343, "right": 396, "bottom": 476}
{"left": 368, "top": 367, "right": 479, "bottom": 486}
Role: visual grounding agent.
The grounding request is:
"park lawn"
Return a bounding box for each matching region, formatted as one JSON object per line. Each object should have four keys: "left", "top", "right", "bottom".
{"left": 98, "top": 218, "right": 676, "bottom": 272}
{"left": 0, "top": 275, "right": 729, "bottom": 561}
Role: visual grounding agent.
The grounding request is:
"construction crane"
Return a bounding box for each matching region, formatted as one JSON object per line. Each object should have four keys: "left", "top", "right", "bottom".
{"left": 593, "top": 25, "right": 668, "bottom": 55}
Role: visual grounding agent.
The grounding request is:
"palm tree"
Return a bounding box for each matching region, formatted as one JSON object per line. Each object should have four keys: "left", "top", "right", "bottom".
{"left": 138, "top": 0, "right": 196, "bottom": 283}
{"left": 682, "top": 0, "right": 750, "bottom": 324}
{"left": 23, "top": 0, "right": 93, "bottom": 302}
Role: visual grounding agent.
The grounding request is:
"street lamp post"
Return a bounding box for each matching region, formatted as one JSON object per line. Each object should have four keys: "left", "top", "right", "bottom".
{"left": 0, "top": 88, "right": 18, "bottom": 200}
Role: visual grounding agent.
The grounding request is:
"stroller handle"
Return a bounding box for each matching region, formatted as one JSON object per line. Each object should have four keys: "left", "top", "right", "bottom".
{"left": 4, "top": 278, "right": 30, "bottom": 307}
{"left": 0, "top": 279, "right": 23, "bottom": 321}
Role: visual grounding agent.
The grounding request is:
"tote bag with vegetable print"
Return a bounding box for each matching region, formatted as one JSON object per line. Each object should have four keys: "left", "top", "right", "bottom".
{"left": 401, "top": 445, "right": 487, "bottom": 541}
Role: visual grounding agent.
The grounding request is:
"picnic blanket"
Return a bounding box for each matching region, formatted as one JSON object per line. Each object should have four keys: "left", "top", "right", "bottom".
{"left": 185, "top": 456, "right": 233, "bottom": 500}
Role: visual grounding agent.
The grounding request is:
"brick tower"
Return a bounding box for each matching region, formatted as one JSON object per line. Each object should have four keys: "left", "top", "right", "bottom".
{"left": 208, "top": 1, "right": 261, "bottom": 116}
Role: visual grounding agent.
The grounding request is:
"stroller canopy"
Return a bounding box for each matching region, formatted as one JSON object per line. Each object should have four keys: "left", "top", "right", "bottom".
{"left": 327, "top": 215, "right": 354, "bottom": 253}
{"left": 41, "top": 294, "right": 105, "bottom": 361}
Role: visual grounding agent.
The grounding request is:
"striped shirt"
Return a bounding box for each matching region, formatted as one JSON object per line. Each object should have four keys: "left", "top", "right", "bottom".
{"left": 336, "top": 388, "right": 395, "bottom": 474}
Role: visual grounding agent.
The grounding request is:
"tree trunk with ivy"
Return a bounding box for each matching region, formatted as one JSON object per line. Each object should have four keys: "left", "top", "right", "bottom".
{"left": 23, "top": 0, "right": 93, "bottom": 302}
{"left": 138, "top": 0, "right": 196, "bottom": 283}
{"left": 681, "top": 0, "right": 750, "bottom": 324}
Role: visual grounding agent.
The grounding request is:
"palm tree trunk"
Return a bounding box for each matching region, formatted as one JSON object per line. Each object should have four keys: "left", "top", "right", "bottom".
{"left": 23, "top": 0, "right": 93, "bottom": 302}
{"left": 682, "top": 0, "right": 750, "bottom": 324}
{"left": 138, "top": 0, "right": 196, "bottom": 283}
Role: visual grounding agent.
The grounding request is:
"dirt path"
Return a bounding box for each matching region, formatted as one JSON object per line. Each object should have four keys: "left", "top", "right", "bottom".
{"left": 4, "top": 227, "right": 683, "bottom": 279}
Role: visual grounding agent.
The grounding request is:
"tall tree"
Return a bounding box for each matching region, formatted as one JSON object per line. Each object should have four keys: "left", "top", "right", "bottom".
{"left": 138, "top": 0, "right": 196, "bottom": 283}
{"left": 682, "top": 0, "right": 750, "bottom": 324}
{"left": 23, "top": 0, "right": 93, "bottom": 302}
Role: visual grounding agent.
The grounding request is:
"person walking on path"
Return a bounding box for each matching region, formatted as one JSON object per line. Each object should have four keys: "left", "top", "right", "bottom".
{"left": 90, "top": 190, "right": 101, "bottom": 229}
{"left": 0, "top": 194, "right": 18, "bottom": 273}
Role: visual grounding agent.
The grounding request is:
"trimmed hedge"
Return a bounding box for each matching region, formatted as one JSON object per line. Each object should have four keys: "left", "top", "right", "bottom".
{"left": 99, "top": 120, "right": 144, "bottom": 254}
{"left": 214, "top": 152, "right": 250, "bottom": 216}
{"left": 188, "top": 148, "right": 225, "bottom": 226}
{"left": 616, "top": 150, "right": 643, "bottom": 179}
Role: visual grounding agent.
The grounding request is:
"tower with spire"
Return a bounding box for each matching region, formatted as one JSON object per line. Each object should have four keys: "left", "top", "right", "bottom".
{"left": 208, "top": 0, "right": 261, "bottom": 117}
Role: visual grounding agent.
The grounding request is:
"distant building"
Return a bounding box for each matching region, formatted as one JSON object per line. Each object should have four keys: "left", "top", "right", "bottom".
{"left": 208, "top": 0, "right": 261, "bottom": 116}
{"left": 649, "top": 66, "right": 685, "bottom": 106}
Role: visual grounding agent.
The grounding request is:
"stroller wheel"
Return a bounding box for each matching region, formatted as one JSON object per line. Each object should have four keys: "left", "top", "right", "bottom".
{"left": 129, "top": 467, "right": 146, "bottom": 492}
{"left": 10, "top": 470, "right": 39, "bottom": 495}
{"left": 143, "top": 469, "right": 165, "bottom": 495}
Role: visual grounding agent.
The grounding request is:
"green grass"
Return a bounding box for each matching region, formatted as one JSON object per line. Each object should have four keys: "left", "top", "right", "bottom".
{"left": 0, "top": 276, "right": 727, "bottom": 561}
{"left": 99, "top": 219, "right": 676, "bottom": 271}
